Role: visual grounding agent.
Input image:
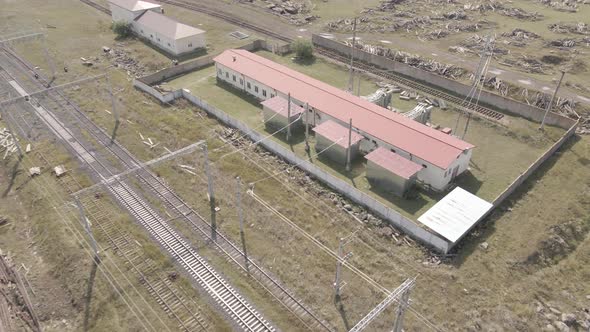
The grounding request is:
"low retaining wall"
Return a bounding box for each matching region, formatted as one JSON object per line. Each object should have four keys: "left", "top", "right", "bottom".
{"left": 139, "top": 39, "right": 289, "bottom": 86}
{"left": 312, "top": 34, "right": 576, "bottom": 130}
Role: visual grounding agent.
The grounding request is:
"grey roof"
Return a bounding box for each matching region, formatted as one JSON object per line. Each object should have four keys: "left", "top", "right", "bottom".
{"left": 135, "top": 10, "right": 205, "bottom": 40}
{"left": 108, "top": 0, "right": 161, "bottom": 12}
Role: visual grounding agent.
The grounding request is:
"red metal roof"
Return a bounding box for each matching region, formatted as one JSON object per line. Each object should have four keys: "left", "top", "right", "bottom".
{"left": 365, "top": 147, "right": 423, "bottom": 179}
{"left": 312, "top": 120, "right": 363, "bottom": 148}
{"left": 214, "top": 49, "right": 475, "bottom": 169}
{"left": 260, "top": 96, "right": 305, "bottom": 117}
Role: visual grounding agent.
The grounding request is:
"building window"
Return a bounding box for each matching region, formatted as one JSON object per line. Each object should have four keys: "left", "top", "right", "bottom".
{"left": 255, "top": 86, "right": 259, "bottom": 93}
{"left": 232, "top": 74, "right": 236, "bottom": 82}
{"left": 239, "top": 78, "right": 243, "bottom": 85}
{"left": 167, "top": 43, "right": 171, "bottom": 47}
{"left": 150, "top": 34, "right": 153, "bottom": 38}
{"left": 188, "top": 43, "right": 193, "bottom": 47}
{"left": 141, "top": 30, "right": 144, "bottom": 33}
{"left": 271, "top": 94, "right": 275, "bottom": 98}
{"left": 226, "top": 72, "right": 229, "bottom": 78}
{"left": 262, "top": 89, "right": 267, "bottom": 97}
{"left": 390, "top": 148, "right": 396, "bottom": 153}
{"left": 422, "top": 164, "right": 427, "bottom": 168}
{"left": 218, "top": 69, "right": 222, "bottom": 76}
{"left": 157, "top": 38, "right": 160, "bottom": 41}
{"left": 247, "top": 82, "right": 251, "bottom": 89}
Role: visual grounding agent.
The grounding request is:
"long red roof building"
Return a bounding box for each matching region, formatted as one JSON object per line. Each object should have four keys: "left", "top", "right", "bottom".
{"left": 214, "top": 49, "right": 474, "bottom": 170}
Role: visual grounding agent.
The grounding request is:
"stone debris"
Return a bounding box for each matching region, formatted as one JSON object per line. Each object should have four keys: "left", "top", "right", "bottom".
{"left": 53, "top": 165, "right": 67, "bottom": 177}
{"left": 547, "top": 39, "right": 577, "bottom": 48}
{"left": 501, "top": 28, "right": 541, "bottom": 41}
{"left": 262, "top": 0, "right": 317, "bottom": 25}
{"left": 0, "top": 128, "right": 19, "bottom": 159}
{"left": 29, "top": 167, "right": 41, "bottom": 177}
{"left": 103, "top": 47, "right": 149, "bottom": 78}
{"left": 548, "top": 22, "right": 589, "bottom": 35}
{"left": 539, "top": 0, "right": 582, "bottom": 12}
{"left": 346, "top": 40, "right": 467, "bottom": 79}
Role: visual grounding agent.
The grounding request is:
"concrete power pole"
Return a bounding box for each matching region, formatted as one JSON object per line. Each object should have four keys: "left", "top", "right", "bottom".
{"left": 286, "top": 92, "right": 292, "bottom": 142}
{"left": 236, "top": 176, "right": 249, "bottom": 273}
{"left": 304, "top": 102, "right": 310, "bottom": 152}
{"left": 334, "top": 237, "right": 353, "bottom": 299}
{"left": 105, "top": 73, "right": 120, "bottom": 145}
{"left": 540, "top": 70, "right": 566, "bottom": 130}
{"left": 347, "top": 18, "right": 358, "bottom": 93}
{"left": 203, "top": 143, "right": 216, "bottom": 242}
{"left": 345, "top": 118, "right": 353, "bottom": 172}
{"left": 392, "top": 285, "right": 412, "bottom": 332}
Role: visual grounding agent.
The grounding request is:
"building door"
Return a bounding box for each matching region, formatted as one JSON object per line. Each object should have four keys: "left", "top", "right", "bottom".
{"left": 451, "top": 165, "right": 459, "bottom": 181}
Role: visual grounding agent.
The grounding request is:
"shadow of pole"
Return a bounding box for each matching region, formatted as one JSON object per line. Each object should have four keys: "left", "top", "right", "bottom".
{"left": 83, "top": 258, "right": 100, "bottom": 332}
{"left": 334, "top": 294, "right": 351, "bottom": 331}
{"left": 2, "top": 154, "right": 23, "bottom": 198}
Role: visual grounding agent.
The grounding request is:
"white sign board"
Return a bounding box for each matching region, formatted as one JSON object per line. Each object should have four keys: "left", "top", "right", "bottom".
{"left": 418, "top": 187, "right": 493, "bottom": 243}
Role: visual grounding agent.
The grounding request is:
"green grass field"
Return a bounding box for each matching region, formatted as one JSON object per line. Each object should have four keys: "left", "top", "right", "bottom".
{"left": 165, "top": 50, "right": 565, "bottom": 218}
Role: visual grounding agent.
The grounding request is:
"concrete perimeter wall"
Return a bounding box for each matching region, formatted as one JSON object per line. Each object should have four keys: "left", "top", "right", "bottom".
{"left": 139, "top": 39, "right": 288, "bottom": 86}
{"left": 449, "top": 120, "right": 579, "bottom": 250}
{"left": 132, "top": 79, "right": 452, "bottom": 252}
{"left": 312, "top": 35, "right": 576, "bottom": 130}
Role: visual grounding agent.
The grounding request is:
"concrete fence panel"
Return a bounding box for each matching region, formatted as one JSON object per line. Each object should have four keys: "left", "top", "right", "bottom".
{"left": 312, "top": 34, "right": 576, "bottom": 130}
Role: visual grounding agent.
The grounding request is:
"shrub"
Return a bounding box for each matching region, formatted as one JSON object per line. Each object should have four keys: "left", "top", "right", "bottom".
{"left": 292, "top": 39, "right": 314, "bottom": 59}
{"left": 111, "top": 21, "right": 132, "bottom": 39}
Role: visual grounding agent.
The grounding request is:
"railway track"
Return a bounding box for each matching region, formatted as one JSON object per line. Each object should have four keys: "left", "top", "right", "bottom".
{"left": 0, "top": 48, "right": 275, "bottom": 332}
{"left": 155, "top": 0, "right": 292, "bottom": 43}
{"left": 79, "top": 0, "right": 111, "bottom": 15}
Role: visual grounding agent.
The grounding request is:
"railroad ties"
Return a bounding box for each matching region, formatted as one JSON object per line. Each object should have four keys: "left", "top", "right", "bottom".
{"left": 108, "top": 182, "right": 275, "bottom": 332}
{"left": 137, "top": 171, "right": 335, "bottom": 331}
{"left": 0, "top": 48, "right": 275, "bottom": 331}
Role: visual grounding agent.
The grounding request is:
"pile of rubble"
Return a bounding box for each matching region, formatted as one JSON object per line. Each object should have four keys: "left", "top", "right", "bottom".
{"left": 499, "top": 7, "right": 543, "bottom": 20}
{"left": 377, "top": 0, "right": 406, "bottom": 11}
{"left": 483, "top": 76, "right": 509, "bottom": 96}
{"left": 500, "top": 56, "right": 546, "bottom": 74}
{"left": 463, "top": 0, "right": 506, "bottom": 12}
{"left": 547, "top": 38, "right": 577, "bottom": 48}
{"left": 0, "top": 128, "right": 18, "bottom": 160}
{"left": 348, "top": 41, "right": 467, "bottom": 79}
{"left": 460, "top": 34, "right": 509, "bottom": 54}
{"left": 102, "top": 46, "right": 149, "bottom": 78}
{"left": 548, "top": 22, "right": 589, "bottom": 35}
{"left": 501, "top": 28, "right": 540, "bottom": 41}
{"left": 263, "top": 1, "right": 317, "bottom": 25}
{"left": 538, "top": 0, "right": 582, "bottom": 12}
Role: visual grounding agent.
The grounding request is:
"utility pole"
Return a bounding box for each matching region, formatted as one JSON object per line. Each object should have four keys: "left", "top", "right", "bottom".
{"left": 454, "top": 33, "right": 494, "bottom": 136}
{"left": 74, "top": 196, "right": 99, "bottom": 262}
{"left": 236, "top": 176, "right": 249, "bottom": 273}
{"left": 105, "top": 73, "right": 120, "bottom": 145}
{"left": 203, "top": 143, "right": 216, "bottom": 242}
{"left": 345, "top": 118, "right": 353, "bottom": 172}
{"left": 304, "top": 102, "right": 310, "bottom": 152}
{"left": 392, "top": 286, "right": 412, "bottom": 332}
{"left": 286, "top": 92, "right": 292, "bottom": 142}
{"left": 334, "top": 236, "right": 353, "bottom": 299}
{"left": 347, "top": 18, "right": 358, "bottom": 93}
{"left": 540, "top": 70, "right": 566, "bottom": 130}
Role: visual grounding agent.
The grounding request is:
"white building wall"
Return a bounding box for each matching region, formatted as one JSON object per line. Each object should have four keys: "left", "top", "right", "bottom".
{"left": 174, "top": 34, "right": 206, "bottom": 55}
{"left": 133, "top": 22, "right": 177, "bottom": 54}
{"left": 214, "top": 60, "right": 472, "bottom": 191}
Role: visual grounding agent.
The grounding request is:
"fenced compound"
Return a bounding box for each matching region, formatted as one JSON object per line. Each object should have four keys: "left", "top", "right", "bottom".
{"left": 133, "top": 38, "right": 579, "bottom": 253}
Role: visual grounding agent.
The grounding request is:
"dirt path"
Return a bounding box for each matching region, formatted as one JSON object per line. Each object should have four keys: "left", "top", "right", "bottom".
{"left": 189, "top": 0, "right": 590, "bottom": 106}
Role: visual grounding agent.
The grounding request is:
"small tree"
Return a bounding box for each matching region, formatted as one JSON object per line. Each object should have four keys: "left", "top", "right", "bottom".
{"left": 111, "top": 21, "right": 132, "bottom": 39}
{"left": 292, "top": 39, "right": 314, "bottom": 60}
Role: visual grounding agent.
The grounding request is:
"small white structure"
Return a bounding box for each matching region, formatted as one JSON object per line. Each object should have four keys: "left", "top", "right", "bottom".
{"left": 108, "top": 0, "right": 206, "bottom": 56}
{"left": 418, "top": 187, "right": 493, "bottom": 243}
{"left": 108, "top": 0, "right": 162, "bottom": 23}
